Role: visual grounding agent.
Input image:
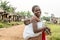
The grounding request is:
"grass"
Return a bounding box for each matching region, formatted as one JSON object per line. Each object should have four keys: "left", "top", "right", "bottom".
{"left": 0, "top": 21, "right": 23, "bottom": 28}
{"left": 0, "top": 21, "right": 60, "bottom": 40}
{"left": 46, "top": 23, "right": 60, "bottom": 40}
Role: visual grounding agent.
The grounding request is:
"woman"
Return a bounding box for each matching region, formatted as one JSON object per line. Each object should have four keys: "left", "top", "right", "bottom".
{"left": 30, "top": 5, "right": 46, "bottom": 40}
{"left": 23, "top": 5, "right": 50, "bottom": 40}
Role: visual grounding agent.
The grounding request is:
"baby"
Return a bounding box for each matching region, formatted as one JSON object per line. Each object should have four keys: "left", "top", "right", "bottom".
{"left": 24, "top": 18, "right": 51, "bottom": 35}
{"left": 24, "top": 19, "right": 31, "bottom": 25}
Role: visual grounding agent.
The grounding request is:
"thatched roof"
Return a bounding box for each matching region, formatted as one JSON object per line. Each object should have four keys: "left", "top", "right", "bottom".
{"left": 0, "top": 8, "right": 4, "bottom": 12}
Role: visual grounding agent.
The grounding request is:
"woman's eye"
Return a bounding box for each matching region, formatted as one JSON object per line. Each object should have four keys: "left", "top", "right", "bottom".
{"left": 35, "top": 10, "right": 38, "bottom": 12}
{"left": 35, "top": 10, "right": 37, "bottom": 12}
{"left": 36, "top": 9, "right": 40, "bottom": 12}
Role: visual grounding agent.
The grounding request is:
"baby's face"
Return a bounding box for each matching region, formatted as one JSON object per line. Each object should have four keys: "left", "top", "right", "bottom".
{"left": 26, "top": 20, "right": 30, "bottom": 24}
{"left": 24, "top": 20, "right": 30, "bottom": 25}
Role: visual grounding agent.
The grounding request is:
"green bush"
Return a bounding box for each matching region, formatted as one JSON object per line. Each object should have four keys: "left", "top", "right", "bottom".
{"left": 0, "top": 23, "right": 4, "bottom": 28}
{"left": 0, "top": 21, "right": 24, "bottom": 28}
{"left": 46, "top": 23, "right": 60, "bottom": 40}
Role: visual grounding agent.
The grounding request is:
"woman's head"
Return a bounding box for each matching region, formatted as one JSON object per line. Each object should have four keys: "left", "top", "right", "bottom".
{"left": 32, "top": 5, "right": 41, "bottom": 18}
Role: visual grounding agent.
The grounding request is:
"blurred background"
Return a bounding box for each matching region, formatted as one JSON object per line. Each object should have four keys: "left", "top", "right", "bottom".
{"left": 0, "top": 0, "right": 60, "bottom": 40}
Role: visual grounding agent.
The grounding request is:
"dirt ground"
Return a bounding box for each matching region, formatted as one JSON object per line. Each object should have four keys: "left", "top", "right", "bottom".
{"left": 0, "top": 24, "right": 25, "bottom": 40}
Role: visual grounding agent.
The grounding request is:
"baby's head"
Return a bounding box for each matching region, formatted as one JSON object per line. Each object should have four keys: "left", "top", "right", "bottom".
{"left": 24, "top": 19, "right": 30, "bottom": 25}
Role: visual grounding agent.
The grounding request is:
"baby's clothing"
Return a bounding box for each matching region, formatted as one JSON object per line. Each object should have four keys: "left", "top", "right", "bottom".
{"left": 23, "top": 21, "right": 45, "bottom": 40}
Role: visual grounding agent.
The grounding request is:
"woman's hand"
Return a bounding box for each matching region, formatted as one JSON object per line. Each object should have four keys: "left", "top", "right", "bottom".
{"left": 44, "top": 27, "right": 51, "bottom": 35}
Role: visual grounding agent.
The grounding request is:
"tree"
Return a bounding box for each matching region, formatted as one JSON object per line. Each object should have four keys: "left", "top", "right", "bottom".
{"left": 17, "top": 11, "right": 26, "bottom": 19}
{"left": 0, "top": 1, "right": 16, "bottom": 23}
{"left": 17, "top": 11, "right": 33, "bottom": 19}
{"left": 0, "top": 1, "right": 9, "bottom": 11}
{"left": 0, "top": 1, "right": 15, "bottom": 13}
{"left": 42, "top": 16, "right": 50, "bottom": 21}
{"left": 26, "top": 11, "right": 32, "bottom": 18}
{"left": 7, "top": 6, "right": 15, "bottom": 13}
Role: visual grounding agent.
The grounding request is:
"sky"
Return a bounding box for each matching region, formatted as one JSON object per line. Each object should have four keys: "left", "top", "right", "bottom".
{"left": 1, "top": 0, "right": 60, "bottom": 17}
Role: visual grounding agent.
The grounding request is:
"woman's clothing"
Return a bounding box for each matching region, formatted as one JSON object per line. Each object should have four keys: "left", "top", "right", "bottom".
{"left": 42, "top": 31, "right": 46, "bottom": 40}
{"left": 23, "top": 21, "right": 46, "bottom": 40}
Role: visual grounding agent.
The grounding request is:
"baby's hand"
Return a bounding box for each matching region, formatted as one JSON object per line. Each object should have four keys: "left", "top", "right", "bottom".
{"left": 45, "top": 28, "right": 51, "bottom": 35}
{"left": 35, "top": 16, "right": 40, "bottom": 22}
{"left": 32, "top": 16, "right": 40, "bottom": 22}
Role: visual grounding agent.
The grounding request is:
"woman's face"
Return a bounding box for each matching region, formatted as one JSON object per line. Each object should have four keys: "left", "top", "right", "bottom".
{"left": 33, "top": 7, "right": 41, "bottom": 18}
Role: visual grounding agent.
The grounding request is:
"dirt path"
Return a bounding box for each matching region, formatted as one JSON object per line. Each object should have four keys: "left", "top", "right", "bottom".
{"left": 0, "top": 24, "right": 25, "bottom": 40}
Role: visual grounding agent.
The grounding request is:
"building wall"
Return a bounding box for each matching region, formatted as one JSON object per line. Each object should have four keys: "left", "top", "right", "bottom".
{"left": 57, "top": 18, "right": 60, "bottom": 24}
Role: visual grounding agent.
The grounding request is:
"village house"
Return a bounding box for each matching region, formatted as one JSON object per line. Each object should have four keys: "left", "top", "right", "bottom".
{"left": 50, "top": 17, "right": 60, "bottom": 24}
{"left": 0, "top": 8, "right": 4, "bottom": 20}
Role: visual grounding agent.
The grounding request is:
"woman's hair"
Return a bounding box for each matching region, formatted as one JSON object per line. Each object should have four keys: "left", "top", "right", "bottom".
{"left": 32, "top": 5, "right": 39, "bottom": 12}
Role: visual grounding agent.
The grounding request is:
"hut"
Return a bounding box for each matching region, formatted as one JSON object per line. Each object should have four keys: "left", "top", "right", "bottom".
{"left": 12, "top": 13, "right": 22, "bottom": 22}
{"left": 57, "top": 18, "right": 60, "bottom": 24}
{"left": 7, "top": 13, "right": 13, "bottom": 23}
{"left": 50, "top": 17, "right": 60, "bottom": 24}
{"left": 0, "top": 8, "right": 4, "bottom": 20}
{"left": 2, "top": 12, "right": 9, "bottom": 22}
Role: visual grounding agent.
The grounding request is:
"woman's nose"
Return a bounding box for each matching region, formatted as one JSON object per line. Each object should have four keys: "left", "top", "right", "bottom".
{"left": 37, "top": 11, "right": 40, "bottom": 13}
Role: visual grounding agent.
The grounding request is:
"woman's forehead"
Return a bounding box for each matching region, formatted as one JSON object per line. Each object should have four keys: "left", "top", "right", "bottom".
{"left": 34, "top": 7, "right": 40, "bottom": 10}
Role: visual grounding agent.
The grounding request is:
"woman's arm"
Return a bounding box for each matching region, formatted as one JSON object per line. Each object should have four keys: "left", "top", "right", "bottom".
{"left": 31, "top": 18, "right": 46, "bottom": 33}
{"left": 43, "top": 24, "right": 51, "bottom": 35}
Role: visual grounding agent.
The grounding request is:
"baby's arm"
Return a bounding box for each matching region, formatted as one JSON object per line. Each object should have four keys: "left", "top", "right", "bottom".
{"left": 43, "top": 24, "right": 51, "bottom": 35}
{"left": 34, "top": 16, "right": 40, "bottom": 22}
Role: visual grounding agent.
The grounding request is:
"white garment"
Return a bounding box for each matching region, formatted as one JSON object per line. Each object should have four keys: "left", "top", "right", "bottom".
{"left": 23, "top": 21, "right": 45, "bottom": 40}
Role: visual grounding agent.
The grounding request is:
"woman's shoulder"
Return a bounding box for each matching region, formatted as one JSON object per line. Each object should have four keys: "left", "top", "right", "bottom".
{"left": 30, "top": 16, "right": 38, "bottom": 22}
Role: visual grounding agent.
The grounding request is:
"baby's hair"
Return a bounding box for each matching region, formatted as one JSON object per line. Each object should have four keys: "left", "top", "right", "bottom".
{"left": 32, "top": 5, "right": 39, "bottom": 12}
{"left": 24, "top": 19, "right": 30, "bottom": 25}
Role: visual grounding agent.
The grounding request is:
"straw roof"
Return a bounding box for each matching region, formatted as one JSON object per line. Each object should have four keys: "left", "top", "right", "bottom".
{"left": 0, "top": 8, "right": 4, "bottom": 12}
